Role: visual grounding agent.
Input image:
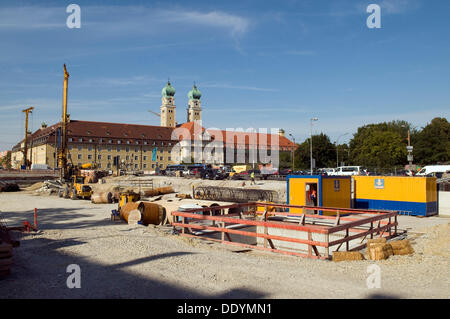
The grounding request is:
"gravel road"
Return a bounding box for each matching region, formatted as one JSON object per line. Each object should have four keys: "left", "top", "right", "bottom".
{"left": 0, "top": 192, "right": 449, "bottom": 299}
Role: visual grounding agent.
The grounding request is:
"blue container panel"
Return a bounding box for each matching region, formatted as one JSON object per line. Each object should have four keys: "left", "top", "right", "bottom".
{"left": 355, "top": 199, "right": 438, "bottom": 216}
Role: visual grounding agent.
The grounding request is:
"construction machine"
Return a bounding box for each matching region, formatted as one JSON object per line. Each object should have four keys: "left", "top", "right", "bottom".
{"left": 54, "top": 64, "right": 93, "bottom": 200}
{"left": 59, "top": 174, "right": 93, "bottom": 200}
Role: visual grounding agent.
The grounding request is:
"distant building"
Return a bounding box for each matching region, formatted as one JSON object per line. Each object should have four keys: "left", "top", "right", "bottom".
{"left": 11, "top": 82, "right": 296, "bottom": 170}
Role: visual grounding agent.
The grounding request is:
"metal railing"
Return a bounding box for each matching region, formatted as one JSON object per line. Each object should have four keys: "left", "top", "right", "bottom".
{"left": 171, "top": 202, "right": 401, "bottom": 260}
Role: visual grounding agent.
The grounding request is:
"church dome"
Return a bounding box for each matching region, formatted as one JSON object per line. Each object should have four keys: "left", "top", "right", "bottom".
{"left": 188, "top": 84, "right": 201, "bottom": 100}
{"left": 162, "top": 81, "right": 176, "bottom": 97}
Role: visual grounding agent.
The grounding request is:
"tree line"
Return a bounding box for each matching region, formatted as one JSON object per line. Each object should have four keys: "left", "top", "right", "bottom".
{"left": 280, "top": 117, "right": 450, "bottom": 171}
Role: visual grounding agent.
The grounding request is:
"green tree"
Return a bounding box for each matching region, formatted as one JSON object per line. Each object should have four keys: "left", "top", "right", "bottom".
{"left": 349, "top": 122, "right": 408, "bottom": 168}
{"left": 294, "top": 133, "right": 336, "bottom": 170}
{"left": 413, "top": 117, "right": 450, "bottom": 165}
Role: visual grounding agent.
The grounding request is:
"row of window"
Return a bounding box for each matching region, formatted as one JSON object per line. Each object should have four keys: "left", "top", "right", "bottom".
{"left": 67, "top": 137, "right": 172, "bottom": 146}
{"left": 85, "top": 163, "right": 164, "bottom": 169}
{"left": 69, "top": 154, "right": 170, "bottom": 161}
{"left": 68, "top": 145, "right": 168, "bottom": 153}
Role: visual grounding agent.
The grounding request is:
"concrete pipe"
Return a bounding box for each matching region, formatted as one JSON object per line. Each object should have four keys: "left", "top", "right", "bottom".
{"left": 91, "top": 192, "right": 113, "bottom": 204}
{"left": 138, "top": 202, "right": 166, "bottom": 225}
{"left": 120, "top": 202, "right": 141, "bottom": 224}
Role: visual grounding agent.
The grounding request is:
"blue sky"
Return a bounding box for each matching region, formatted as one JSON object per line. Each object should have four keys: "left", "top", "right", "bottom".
{"left": 0, "top": 0, "right": 449, "bottom": 150}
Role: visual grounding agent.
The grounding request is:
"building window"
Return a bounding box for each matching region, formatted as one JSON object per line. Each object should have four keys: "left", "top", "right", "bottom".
{"left": 143, "top": 164, "right": 147, "bottom": 169}
{"left": 143, "top": 156, "right": 147, "bottom": 160}
{"left": 160, "top": 157, "right": 163, "bottom": 161}
{"left": 78, "top": 146, "right": 82, "bottom": 151}
{"left": 68, "top": 138, "right": 73, "bottom": 142}
{"left": 108, "top": 147, "right": 112, "bottom": 152}
{"left": 98, "top": 155, "right": 102, "bottom": 160}
{"left": 134, "top": 156, "right": 138, "bottom": 161}
{"left": 78, "top": 138, "right": 83, "bottom": 142}
{"left": 88, "top": 146, "right": 92, "bottom": 151}
{"left": 126, "top": 155, "right": 129, "bottom": 160}
{"left": 126, "top": 141, "right": 130, "bottom": 144}
{"left": 99, "top": 139, "right": 103, "bottom": 143}
{"left": 69, "top": 146, "right": 73, "bottom": 150}
{"left": 168, "top": 156, "right": 171, "bottom": 161}
{"left": 126, "top": 148, "right": 129, "bottom": 152}
{"left": 107, "top": 163, "right": 111, "bottom": 168}
{"left": 77, "top": 154, "right": 82, "bottom": 160}
{"left": 134, "top": 164, "right": 138, "bottom": 169}
{"left": 144, "top": 141, "right": 148, "bottom": 145}
{"left": 118, "top": 140, "right": 121, "bottom": 144}
{"left": 107, "top": 155, "right": 111, "bottom": 160}
{"left": 98, "top": 163, "right": 102, "bottom": 168}
{"left": 88, "top": 155, "right": 92, "bottom": 160}
{"left": 108, "top": 140, "right": 112, "bottom": 144}
{"left": 117, "top": 147, "right": 121, "bottom": 152}
{"left": 135, "top": 141, "right": 139, "bottom": 145}
{"left": 89, "top": 139, "right": 93, "bottom": 143}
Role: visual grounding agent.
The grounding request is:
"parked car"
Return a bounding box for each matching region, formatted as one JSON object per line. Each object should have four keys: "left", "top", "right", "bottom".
{"left": 416, "top": 165, "right": 450, "bottom": 176}
{"left": 334, "top": 166, "right": 367, "bottom": 176}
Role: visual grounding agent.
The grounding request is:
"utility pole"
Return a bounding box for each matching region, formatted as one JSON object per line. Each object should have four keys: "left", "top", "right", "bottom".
{"left": 22, "top": 107, "right": 34, "bottom": 169}
{"left": 310, "top": 117, "right": 318, "bottom": 175}
{"left": 58, "top": 64, "right": 69, "bottom": 179}
{"left": 289, "top": 133, "right": 295, "bottom": 172}
{"left": 336, "top": 133, "right": 349, "bottom": 168}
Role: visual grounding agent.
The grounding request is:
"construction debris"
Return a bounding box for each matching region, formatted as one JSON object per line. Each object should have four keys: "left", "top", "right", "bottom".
{"left": 194, "top": 186, "right": 278, "bottom": 203}
{"left": 0, "top": 182, "right": 20, "bottom": 192}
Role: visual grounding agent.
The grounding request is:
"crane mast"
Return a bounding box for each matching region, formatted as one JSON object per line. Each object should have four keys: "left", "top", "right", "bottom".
{"left": 58, "top": 64, "right": 70, "bottom": 179}
{"left": 22, "top": 106, "right": 34, "bottom": 169}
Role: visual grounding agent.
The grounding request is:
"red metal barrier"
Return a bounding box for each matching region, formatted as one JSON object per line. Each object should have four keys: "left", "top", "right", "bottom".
{"left": 171, "top": 202, "right": 401, "bottom": 260}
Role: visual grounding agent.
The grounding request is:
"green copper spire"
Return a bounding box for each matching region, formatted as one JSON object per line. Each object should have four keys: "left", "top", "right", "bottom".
{"left": 188, "top": 83, "right": 202, "bottom": 100}
{"left": 162, "top": 80, "right": 176, "bottom": 98}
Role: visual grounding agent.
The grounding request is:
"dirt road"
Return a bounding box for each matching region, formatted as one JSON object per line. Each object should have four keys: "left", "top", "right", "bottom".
{"left": 1, "top": 192, "right": 449, "bottom": 299}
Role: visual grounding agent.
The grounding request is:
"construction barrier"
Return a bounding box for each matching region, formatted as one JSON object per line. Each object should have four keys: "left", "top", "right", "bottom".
{"left": 172, "top": 202, "right": 401, "bottom": 260}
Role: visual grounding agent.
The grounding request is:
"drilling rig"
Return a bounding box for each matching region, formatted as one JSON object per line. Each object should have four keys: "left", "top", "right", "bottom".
{"left": 56, "top": 64, "right": 93, "bottom": 200}
{"left": 58, "top": 64, "right": 70, "bottom": 180}
{"left": 22, "top": 106, "right": 34, "bottom": 169}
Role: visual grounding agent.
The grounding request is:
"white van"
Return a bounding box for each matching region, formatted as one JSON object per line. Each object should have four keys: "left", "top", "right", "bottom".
{"left": 416, "top": 165, "right": 450, "bottom": 176}
{"left": 334, "top": 166, "right": 367, "bottom": 176}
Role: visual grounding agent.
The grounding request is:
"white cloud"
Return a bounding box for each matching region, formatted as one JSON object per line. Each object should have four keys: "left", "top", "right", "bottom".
{"left": 202, "top": 83, "right": 279, "bottom": 92}
{"left": 162, "top": 10, "right": 250, "bottom": 38}
{"left": 380, "top": 0, "right": 420, "bottom": 14}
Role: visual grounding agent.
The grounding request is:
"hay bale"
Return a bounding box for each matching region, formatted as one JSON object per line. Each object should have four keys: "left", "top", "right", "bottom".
{"left": 390, "top": 240, "right": 414, "bottom": 255}
{"left": 368, "top": 243, "right": 393, "bottom": 260}
{"left": 390, "top": 240, "right": 410, "bottom": 250}
{"left": 332, "top": 251, "right": 365, "bottom": 262}
{"left": 367, "top": 238, "right": 386, "bottom": 246}
{"left": 393, "top": 246, "right": 414, "bottom": 256}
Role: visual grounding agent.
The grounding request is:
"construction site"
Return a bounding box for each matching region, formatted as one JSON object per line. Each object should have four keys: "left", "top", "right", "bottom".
{"left": 1, "top": 63, "right": 450, "bottom": 299}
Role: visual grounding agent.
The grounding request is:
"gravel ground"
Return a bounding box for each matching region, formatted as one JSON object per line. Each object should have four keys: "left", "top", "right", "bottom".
{"left": 0, "top": 192, "right": 449, "bottom": 299}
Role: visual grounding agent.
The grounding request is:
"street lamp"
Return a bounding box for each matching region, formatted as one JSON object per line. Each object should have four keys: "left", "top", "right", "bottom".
{"left": 310, "top": 117, "right": 318, "bottom": 175}
{"left": 336, "top": 133, "right": 349, "bottom": 168}
{"left": 289, "top": 133, "right": 296, "bottom": 172}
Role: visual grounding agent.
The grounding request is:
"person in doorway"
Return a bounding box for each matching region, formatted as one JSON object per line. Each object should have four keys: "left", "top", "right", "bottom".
{"left": 310, "top": 186, "right": 317, "bottom": 207}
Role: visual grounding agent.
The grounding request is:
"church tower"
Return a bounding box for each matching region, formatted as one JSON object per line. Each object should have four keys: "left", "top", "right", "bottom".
{"left": 160, "top": 81, "right": 176, "bottom": 127}
{"left": 187, "top": 83, "right": 202, "bottom": 125}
